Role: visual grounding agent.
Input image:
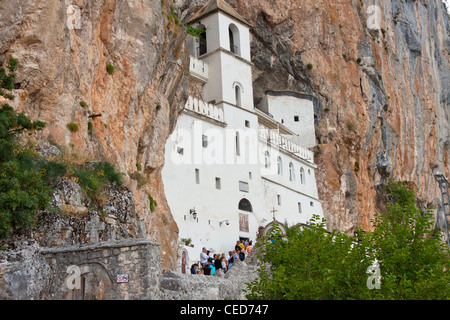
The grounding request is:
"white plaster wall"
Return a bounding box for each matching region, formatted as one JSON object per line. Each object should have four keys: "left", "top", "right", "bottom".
{"left": 220, "top": 52, "right": 254, "bottom": 110}
{"left": 265, "top": 94, "right": 317, "bottom": 149}
{"left": 202, "top": 52, "right": 223, "bottom": 104}
{"left": 162, "top": 110, "right": 323, "bottom": 255}
{"left": 217, "top": 12, "right": 251, "bottom": 61}
{"left": 162, "top": 110, "right": 266, "bottom": 254}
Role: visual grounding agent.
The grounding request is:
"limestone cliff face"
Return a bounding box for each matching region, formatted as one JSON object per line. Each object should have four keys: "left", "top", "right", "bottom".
{"left": 0, "top": 0, "right": 189, "bottom": 270}
{"left": 218, "top": 0, "right": 449, "bottom": 233}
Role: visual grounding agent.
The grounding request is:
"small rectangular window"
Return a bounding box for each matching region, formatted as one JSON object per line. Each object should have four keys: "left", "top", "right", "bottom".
{"left": 195, "top": 169, "right": 200, "bottom": 184}
{"left": 310, "top": 201, "right": 314, "bottom": 207}
{"left": 215, "top": 177, "right": 221, "bottom": 190}
{"left": 277, "top": 195, "right": 282, "bottom": 205}
{"left": 249, "top": 172, "right": 252, "bottom": 179}
{"left": 294, "top": 116, "right": 300, "bottom": 122}
{"left": 245, "top": 120, "right": 250, "bottom": 128}
{"left": 298, "top": 202, "right": 302, "bottom": 213}
{"left": 239, "top": 181, "right": 249, "bottom": 193}
{"left": 202, "top": 135, "right": 208, "bottom": 148}
{"left": 177, "top": 147, "right": 184, "bottom": 155}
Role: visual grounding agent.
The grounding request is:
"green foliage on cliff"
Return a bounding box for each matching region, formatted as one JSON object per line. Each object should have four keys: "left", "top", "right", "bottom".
{"left": 73, "top": 162, "right": 123, "bottom": 198}
{"left": 184, "top": 23, "right": 207, "bottom": 38}
{"left": 0, "top": 59, "right": 123, "bottom": 238}
{"left": 245, "top": 181, "right": 450, "bottom": 300}
{"left": 0, "top": 58, "right": 50, "bottom": 238}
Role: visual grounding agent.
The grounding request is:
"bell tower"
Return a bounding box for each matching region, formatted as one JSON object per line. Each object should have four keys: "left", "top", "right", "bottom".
{"left": 186, "top": 0, "right": 254, "bottom": 112}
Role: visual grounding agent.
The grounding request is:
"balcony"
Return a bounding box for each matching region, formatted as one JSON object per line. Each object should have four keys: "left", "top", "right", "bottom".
{"left": 259, "top": 125, "right": 314, "bottom": 163}
{"left": 189, "top": 56, "right": 208, "bottom": 83}
{"left": 184, "top": 96, "right": 225, "bottom": 124}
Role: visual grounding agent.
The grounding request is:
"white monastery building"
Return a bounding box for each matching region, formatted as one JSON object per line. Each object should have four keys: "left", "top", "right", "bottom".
{"left": 162, "top": 0, "right": 324, "bottom": 263}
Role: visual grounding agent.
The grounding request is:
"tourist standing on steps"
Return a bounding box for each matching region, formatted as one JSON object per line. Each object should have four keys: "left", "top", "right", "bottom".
{"left": 214, "top": 254, "right": 222, "bottom": 271}
{"left": 238, "top": 249, "right": 245, "bottom": 261}
{"left": 239, "top": 240, "right": 245, "bottom": 251}
{"left": 247, "top": 241, "right": 254, "bottom": 254}
{"left": 200, "top": 247, "right": 208, "bottom": 268}
{"left": 221, "top": 257, "right": 227, "bottom": 273}
{"left": 228, "top": 255, "right": 234, "bottom": 270}
{"left": 208, "top": 258, "right": 216, "bottom": 276}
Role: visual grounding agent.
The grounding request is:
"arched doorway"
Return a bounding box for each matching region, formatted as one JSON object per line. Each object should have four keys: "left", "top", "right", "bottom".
{"left": 64, "top": 263, "right": 114, "bottom": 300}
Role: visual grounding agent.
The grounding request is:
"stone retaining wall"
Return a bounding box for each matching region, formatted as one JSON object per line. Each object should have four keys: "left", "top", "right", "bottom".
{"left": 40, "top": 239, "right": 161, "bottom": 300}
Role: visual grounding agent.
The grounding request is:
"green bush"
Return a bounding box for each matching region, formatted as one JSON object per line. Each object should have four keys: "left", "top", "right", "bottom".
{"left": 67, "top": 122, "right": 79, "bottom": 133}
{"left": 148, "top": 194, "right": 158, "bottom": 213}
{"left": 307, "top": 63, "right": 313, "bottom": 70}
{"left": 88, "top": 121, "right": 93, "bottom": 135}
{"left": 0, "top": 57, "right": 18, "bottom": 100}
{"left": 0, "top": 157, "right": 52, "bottom": 238}
{"left": 73, "top": 162, "right": 122, "bottom": 197}
{"left": 80, "top": 101, "right": 88, "bottom": 108}
{"left": 106, "top": 64, "right": 115, "bottom": 75}
{"left": 36, "top": 160, "right": 67, "bottom": 186}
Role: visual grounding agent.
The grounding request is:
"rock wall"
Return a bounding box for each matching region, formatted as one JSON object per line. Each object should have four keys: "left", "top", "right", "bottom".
{"left": 0, "top": 0, "right": 190, "bottom": 270}
{"left": 41, "top": 239, "right": 161, "bottom": 300}
{"left": 222, "top": 0, "right": 450, "bottom": 233}
{"left": 0, "top": 237, "right": 257, "bottom": 300}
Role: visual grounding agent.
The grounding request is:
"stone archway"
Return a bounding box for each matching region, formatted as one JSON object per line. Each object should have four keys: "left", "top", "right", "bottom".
{"left": 64, "top": 263, "right": 114, "bottom": 300}
{"left": 260, "top": 220, "right": 287, "bottom": 239}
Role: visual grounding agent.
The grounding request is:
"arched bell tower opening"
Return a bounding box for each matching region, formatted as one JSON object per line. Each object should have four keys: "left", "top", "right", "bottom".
{"left": 228, "top": 23, "right": 240, "bottom": 56}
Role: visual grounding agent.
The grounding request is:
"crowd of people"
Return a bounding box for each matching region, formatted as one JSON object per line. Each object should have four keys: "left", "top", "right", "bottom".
{"left": 190, "top": 239, "right": 254, "bottom": 275}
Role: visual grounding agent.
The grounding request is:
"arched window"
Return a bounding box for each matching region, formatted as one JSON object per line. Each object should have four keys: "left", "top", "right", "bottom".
{"left": 228, "top": 24, "right": 240, "bottom": 56}
{"left": 277, "top": 157, "right": 283, "bottom": 175}
{"left": 239, "top": 198, "right": 253, "bottom": 212}
{"left": 235, "top": 85, "right": 241, "bottom": 107}
{"left": 300, "top": 168, "right": 305, "bottom": 184}
{"left": 289, "top": 162, "right": 295, "bottom": 181}
{"left": 265, "top": 151, "right": 271, "bottom": 169}
{"left": 198, "top": 24, "right": 207, "bottom": 56}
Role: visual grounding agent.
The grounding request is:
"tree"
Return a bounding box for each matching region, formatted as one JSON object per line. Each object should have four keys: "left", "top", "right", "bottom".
{"left": 245, "top": 181, "right": 450, "bottom": 300}
{"left": 245, "top": 216, "right": 372, "bottom": 300}
{"left": 0, "top": 58, "right": 49, "bottom": 238}
{"left": 363, "top": 181, "right": 450, "bottom": 299}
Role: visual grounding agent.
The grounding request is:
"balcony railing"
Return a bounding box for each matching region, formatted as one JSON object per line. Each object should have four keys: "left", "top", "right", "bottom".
{"left": 184, "top": 96, "right": 225, "bottom": 123}
{"left": 189, "top": 56, "right": 209, "bottom": 82}
{"left": 259, "top": 125, "right": 314, "bottom": 163}
{"left": 196, "top": 44, "right": 207, "bottom": 57}
{"left": 230, "top": 44, "right": 240, "bottom": 56}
